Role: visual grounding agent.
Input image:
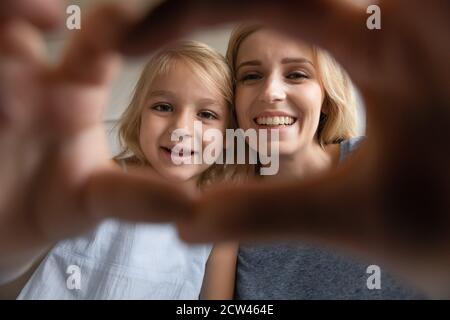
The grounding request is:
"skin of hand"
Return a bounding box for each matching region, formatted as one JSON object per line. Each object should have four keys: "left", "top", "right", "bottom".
{"left": 0, "top": 1, "right": 193, "bottom": 284}
{"left": 1, "top": 0, "right": 449, "bottom": 297}
{"left": 119, "top": 0, "right": 450, "bottom": 295}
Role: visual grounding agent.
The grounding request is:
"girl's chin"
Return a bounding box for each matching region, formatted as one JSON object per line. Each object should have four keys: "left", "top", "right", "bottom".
{"left": 157, "top": 167, "right": 201, "bottom": 184}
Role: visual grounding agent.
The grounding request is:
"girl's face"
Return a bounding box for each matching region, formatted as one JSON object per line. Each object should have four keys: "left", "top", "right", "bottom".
{"left": 139, "top": 60, "right": 230, "bottom": 183}
{"left": 235, "top": 29, "right": 325, "bottom": 156}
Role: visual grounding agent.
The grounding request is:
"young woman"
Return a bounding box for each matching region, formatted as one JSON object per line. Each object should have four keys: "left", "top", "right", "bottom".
{"left": 202, "top": 25, "right": 424, "bottom": 300}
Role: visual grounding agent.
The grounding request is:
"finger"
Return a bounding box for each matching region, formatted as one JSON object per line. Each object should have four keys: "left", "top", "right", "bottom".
{"left": 119, "top": 0, "right": 393, "bottom": 112}
{"left": 0, "top": 0, "right": 63, "bottom": 30}
{"left": 120, "top": 0, "right": 371, "bottom": 69}
{"left": 120, "top": 0, "right": 301, "bottom": 55}
{"left": 118, "top": 0, "right": 200, "bottom": 56}
{"left": 178, "top": 145, "right": 383, "bottom": 254}
{"left": 0, "top": 19, "right": 47, "bottom": 63}
{"left": 81, "top": 167, "right": 194, "bottom": 225}
{"left": 55, "top": 2, "right": 136, "bottom": 86}
{"left": 44, "top": 3, "right": 137, "bottom": 137}
{"left": 0, "top": 20, "right": 46, "bottom": 129}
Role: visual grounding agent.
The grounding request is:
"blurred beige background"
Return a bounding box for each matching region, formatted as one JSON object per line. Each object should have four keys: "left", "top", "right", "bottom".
{"left": 48, "top": 0, "right": 365, "bottom": 156}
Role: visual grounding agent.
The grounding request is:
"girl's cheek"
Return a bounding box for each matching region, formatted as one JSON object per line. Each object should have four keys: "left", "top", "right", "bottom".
{"left": 146, "top": 115, "right": 170, "bottom": 133}
{"left": 203, "top": 120, "right": 228, "bottom": 132}
{"left": 140, "top": 112, "right": 154, "bottom": 130}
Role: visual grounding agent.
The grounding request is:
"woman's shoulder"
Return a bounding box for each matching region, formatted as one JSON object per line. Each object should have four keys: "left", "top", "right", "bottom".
{"left": 339, "top": 136, "right": 366, "bottom": 162}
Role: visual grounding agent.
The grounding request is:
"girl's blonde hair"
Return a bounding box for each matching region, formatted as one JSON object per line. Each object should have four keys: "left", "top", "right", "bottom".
{"left": 114, "top": 40, "right": 235, "bottom": 187}
{"left": 226, "top": 25, "right": 358, "bottom": 146}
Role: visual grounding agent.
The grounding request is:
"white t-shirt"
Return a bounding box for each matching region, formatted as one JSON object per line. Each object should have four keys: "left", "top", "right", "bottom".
{"left": 18, "top": 220, "right": 212, "bottom": 300}
{"left": 18, "top": 161, "right": 212, "bottom": 299}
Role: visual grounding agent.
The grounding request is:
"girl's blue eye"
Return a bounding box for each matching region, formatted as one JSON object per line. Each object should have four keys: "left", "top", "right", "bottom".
{"left": 152, "top": 103, "right": 173, "bottom": 112}
{"left": 198, "top": 110, "right": 218, "bottom": 120}
{"left": 286, "top": 72, "right": 308, "bottom": 80}
{"left": 240, "top": 73, "right": 262, "bottom": 82}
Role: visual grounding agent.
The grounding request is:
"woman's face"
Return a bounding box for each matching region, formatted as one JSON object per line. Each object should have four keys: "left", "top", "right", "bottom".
{"left": 139, "top": 60, "right": 229, "bottom": 182}
{"left": 235, "top": 29, "right": 325, "bottom": 156}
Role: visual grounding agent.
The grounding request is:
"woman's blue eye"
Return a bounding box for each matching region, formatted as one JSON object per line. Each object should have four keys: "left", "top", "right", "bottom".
{"left": 286, "top": 72, "right": 308, "bottom": 80}
{"left": 198, "top": 110, "right": 218, "bottom": 120}
{"left": 152, "top": 103, "right": 173, "bottom": 112}
{"left": 240, "top": 73, "right": 262, "bottom": 82}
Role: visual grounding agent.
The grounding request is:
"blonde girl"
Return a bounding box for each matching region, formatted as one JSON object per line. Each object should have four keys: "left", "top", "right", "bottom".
{"left": 17, "top": 41, "right": 238, "bottom": 299}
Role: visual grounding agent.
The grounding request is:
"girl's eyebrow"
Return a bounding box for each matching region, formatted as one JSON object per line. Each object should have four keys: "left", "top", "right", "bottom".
{"left": 198, "top": 98, "right": 220, "bottom": 106}
{"left": 148, "top": 90, "right": 176, "bottom": 98}
{"left": 197, "top": 98, "right": 226, "bottom": 114}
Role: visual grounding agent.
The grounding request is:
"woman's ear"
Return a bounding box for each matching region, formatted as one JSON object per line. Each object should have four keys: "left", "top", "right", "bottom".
{"left": 319, "top": 112, "right": 328, "bottom": 129}
{"left": 321, "top": 95, "right": 330, "bottom": 116}
{"left": 318, "top": 97, "right": 329, "bottom": 133}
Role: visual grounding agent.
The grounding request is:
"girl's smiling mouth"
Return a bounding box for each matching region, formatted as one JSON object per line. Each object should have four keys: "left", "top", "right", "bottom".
{"left": 160, "top": 146, "right": 197, "bottom": 162}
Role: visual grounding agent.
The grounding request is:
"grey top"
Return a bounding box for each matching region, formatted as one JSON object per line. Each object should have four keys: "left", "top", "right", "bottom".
{"left": 235, "top": 137, "right": 425, "bottom": 300}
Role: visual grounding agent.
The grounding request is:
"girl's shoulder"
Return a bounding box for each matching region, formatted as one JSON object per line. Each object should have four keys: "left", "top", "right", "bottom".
{"left": 112, "top": 156, "right": 141, "bottom": 172}
{"left": 339, "top": 136, "right": 366, "bottom": 162}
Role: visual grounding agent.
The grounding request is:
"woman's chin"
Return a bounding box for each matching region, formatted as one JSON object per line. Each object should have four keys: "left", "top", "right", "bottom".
{"left": 260, "top": 140, "right": 301, "bottom": 156}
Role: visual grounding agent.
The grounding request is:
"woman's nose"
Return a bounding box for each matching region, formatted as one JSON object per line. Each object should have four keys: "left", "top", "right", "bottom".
{"left": 258, "top": 77, "right": 287, "bottom": 104}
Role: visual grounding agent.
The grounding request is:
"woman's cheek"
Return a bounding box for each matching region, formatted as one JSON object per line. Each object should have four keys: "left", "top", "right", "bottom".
{"left": 236, "top": 108, "right": 252, "bottom": 131}
{"left": 297, "top": 82, "right": 324, "bottom": 112}
{"left": 235, "top": 90, "right": 254, "bottom": 129}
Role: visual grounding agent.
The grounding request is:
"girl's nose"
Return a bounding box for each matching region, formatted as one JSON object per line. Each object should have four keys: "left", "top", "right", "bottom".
{"left": 170, "top": 110, "right": 195, "bottom": 138}
{"left": 258, "top": 77, "right": 287, "bottom": 104}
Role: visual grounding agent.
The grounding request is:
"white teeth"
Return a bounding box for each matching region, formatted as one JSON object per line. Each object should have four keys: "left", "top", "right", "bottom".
{"left": 165, "top": 147, "right": 195, "bottom": 157}
{"left": 255, "top": 116, "right": 295, "bottom": 126}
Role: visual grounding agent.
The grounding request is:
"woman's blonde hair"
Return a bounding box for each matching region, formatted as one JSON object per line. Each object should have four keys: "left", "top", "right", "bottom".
{"left": 226, "top": 25, "right": 359, "bottom": 146}
{"left": 114, "top": 40, "right": 235, "bottom": 187}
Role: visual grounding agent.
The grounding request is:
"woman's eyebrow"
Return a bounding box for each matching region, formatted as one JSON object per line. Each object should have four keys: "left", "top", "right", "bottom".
{"left": 281, "top": 57, "right": 314, "bottom": 66}
{"left": 236, "top": 60, "right": 261, "bottom": 72}
{"left": 236, "top": 58, "right": 314, "bottom": 72}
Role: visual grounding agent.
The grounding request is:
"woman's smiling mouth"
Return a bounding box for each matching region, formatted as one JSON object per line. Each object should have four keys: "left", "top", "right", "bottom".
{"left": 254, "top": 115, "right": 297, "bottom": 127}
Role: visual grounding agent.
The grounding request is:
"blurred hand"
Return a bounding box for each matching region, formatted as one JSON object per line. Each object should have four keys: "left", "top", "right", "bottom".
{"left": 1, "top": 0, "right": 449, "bottom": 296}
{"left": 0, "top": 0, "right": 192, "bottom": 283}
{"left": 121, "top": 0, "right": 450, "bottom": 295}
